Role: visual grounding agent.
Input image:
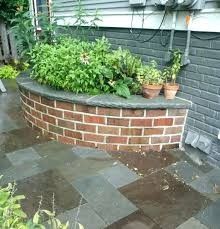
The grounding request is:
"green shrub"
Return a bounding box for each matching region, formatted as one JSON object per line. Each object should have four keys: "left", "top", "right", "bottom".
{"left": 0, "top": 65, "right": 19, "bottom": 79}
{"left": 30, "top": 37, "right": 142, "bottom": 98}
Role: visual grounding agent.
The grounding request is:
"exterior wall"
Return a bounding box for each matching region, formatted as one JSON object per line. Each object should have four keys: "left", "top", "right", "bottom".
{"left": 19, "top": 88, "right": 188, "bottom": 152}
{"left": 73, "top": 27, "right": 220, "bottom": 158}
{"left": 53, "top": 0, "right": 220, "bottom": 32}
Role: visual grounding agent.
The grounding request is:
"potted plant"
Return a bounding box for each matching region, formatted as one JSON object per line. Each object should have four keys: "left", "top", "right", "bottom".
{"left": 137, "top": 61, "right": 163, "bottom": 99}
{"left": 163, "top": 50, "right": 182, "bottom": 99}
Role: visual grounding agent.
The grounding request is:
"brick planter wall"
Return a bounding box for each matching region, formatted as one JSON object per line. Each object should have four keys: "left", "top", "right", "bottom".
{"left": 19, "top": 87, "right": 188, "bottom": 152}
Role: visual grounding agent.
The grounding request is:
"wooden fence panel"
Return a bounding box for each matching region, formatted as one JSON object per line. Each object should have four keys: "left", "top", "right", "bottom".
{"left": 0, "top": 21, "right": 18, "bottom": 62}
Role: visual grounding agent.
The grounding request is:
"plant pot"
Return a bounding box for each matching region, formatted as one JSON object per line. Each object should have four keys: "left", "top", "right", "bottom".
{"left": 142, "top": 84, "right": 163, "bottom": 99}
{"left": 164, "top": 83, "right": 179, "bottom": 100}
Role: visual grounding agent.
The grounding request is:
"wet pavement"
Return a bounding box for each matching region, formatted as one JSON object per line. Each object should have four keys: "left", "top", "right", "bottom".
{"left": 0, "top": 79, "right": 220, "bottom": 229}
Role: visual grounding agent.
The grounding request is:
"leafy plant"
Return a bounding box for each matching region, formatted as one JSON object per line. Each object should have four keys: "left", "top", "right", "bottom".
{"left": 163, "top": 49, "right": 182, "bottom": 84}
{"left": 137, "top": 61, "right": 163, "bottom": 85}
{"left": 0, "top": 65, "right": 19, "bottom": 79}
{"left": 0, "top": 179, "right": 83, "bottom": 229}
{"left": 72, "top": 0, "right": 101, "bottom": 37}
{"left": 0, "top": 0, "right": 28, "bottom": 24}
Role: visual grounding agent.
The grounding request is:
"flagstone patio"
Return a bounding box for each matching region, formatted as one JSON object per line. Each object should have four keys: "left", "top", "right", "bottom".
{"left": 0, "top": 79, "right": 220, "bottom": 229}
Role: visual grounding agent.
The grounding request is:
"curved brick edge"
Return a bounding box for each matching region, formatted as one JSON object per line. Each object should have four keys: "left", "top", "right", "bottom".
{"left": 19, "top": 87, "right": 188, "bottom": 152}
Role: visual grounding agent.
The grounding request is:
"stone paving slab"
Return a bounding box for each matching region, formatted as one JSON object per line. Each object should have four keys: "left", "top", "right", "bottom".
{"left": 190, "top": 168, "right": 220, "bottom": 201}
{"left": 0, "top": 113, "right": 18, "bottom": 133}
{"left": 16, "top": 169, "right": 86, "bottom": 218}
{"left": 72, "top": 175, "right": 138, "bottom": 226}
{"left": 120, "top": 170, "right": 211, "bottom": 229}
{"left": 195, "top": 199, "right": 220, "bottom": 229}
{"left": 106, "top": 210, "right": 161, "bottom": 229}
{"left": 99, "top": 163, "right": 140, "bottom": 188}
{"left": 58, "top": 203, "right": 106, "bottom": 229}
{"left": 72, "top": 146, "right": 111, "bottom": 159}
{"left": 0, "top": 127, "right": 49, "bottom": 155}
{"left": 0, "top": 162, "right": 47, "bottom": 185}
{"left": 165, "top": 161, "right": 204, "bottom": 184}
{"left": 6, "top": 147, "right": 41, "bottom": 166}
{"left": 176, "top": 217, "right": 209, "bottom": 229}
{"left": 59, "top": 158, "right": 113, "bottom": 183}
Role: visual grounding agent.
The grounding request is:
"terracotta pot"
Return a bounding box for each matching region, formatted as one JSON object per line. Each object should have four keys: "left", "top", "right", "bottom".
{"left": 142, "top": 84, "right": 163, "bottom": 99}
{"left": 164, "top": 83, "right": 179, "bottom": 100}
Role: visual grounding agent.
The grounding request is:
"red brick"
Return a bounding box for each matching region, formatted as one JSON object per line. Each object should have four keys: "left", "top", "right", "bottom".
{"left": 58, "top": 119, "right": 75, "bottom": 129}
{"left": 97, "top": 144, "right": 118, "bottom": 152}
{"left": 122, "top": 109, "right": 144, "bottom": 117}
{"left": 98, "top": 107, "right": 120, "bottom": 116}
{"left": 41, "top": 97, "right": 55, "bottom": 107}
{"left": 48, "top": 124, "right": 63, "bottom": 135}
{"left": 171, "top": 135, "right": 182, "bottom": 143}
{"left": 154, "top": 118, "right": 173, "bottom": 126}
{"left": 162, "top": 144, "right": 179, "bottom": 151}
{"left": 76, "top": 123, "right": 96, "bottom": 133}
{"left": 119, "top": 145, "right": 141, "bottom": 152}
{"left": 58, "top": 136, "right": 75, "bottom": 145}
{"left": 74, "top": 104, "right": 96, "bottom": 113}
{"left": 56, "top": 101, "right": 73, "bottom": 111}
{"left": 129, "top": 137, "right": 149, "bottom": 144}
{"left": 75, "top": 140, "right": 96, "bottom": 148}
{"left": 23, "top": 103, "right": 31, "bottom": 113}
{"left": 26, "top": 98, "right": 35, "bottom": 107}
{"left": 106, "top": 136, "right": 127, "bottom": 144}
{"left": 174, "top": 117, "right": 185, "bottom": 125}
{"left": 35, "top": 103, "right": 47, "bottom": 113}
{"left": 64, "top": 111, "right": 82, "bottom": 121}
{"left": 84, "top": 133, "right": 104, "bottom": 143}
{"left": 27, "top": 113, "right": 35, "bottom": 124}
{"left": 43, "top": 130, "right": 57, "bottom": 140}
{"left": 151, "top": 136, "right": 170, "bottom": 144}
{"left": 64, "top": 130, "right": 82, "bottom": 139}
{"left": 31, "top": 109, "right": 42, "bottom": 119}
{"left": 32, "top": 124, "right": 43, "bottom": 133}
{"left": 141, "top": 145, "right": 161, "bottom": 152}
{"left": 165, "top": 127, "right": 183, "bottom": 135}
{"left": 36, "top": 119, "right": 47, "bottom": 130}
{"left": 48, "top": 108, "right": 63, "bottom": 118}
{"left": 42, "top": 114, "right": 56, "bottom": 125}
{"left": 168, "top": 109, "right": 187, "bottom": 116}
{"left": 29, "top": 93, "right": 41, "bottom": 103}
{"left": 98, "top": 126, "right": 119, "bottom": 135}
{"left": 84, "top": 115, "right": 105, "bottom": 124}
{"left": 121, "top": 128, "right": 142, "bottom": 136}
{"left": 107, "top": 118, "right": 129, "bottom": 126}
{"left": 130, "top": 119, "right": 153, "bottom": 127}
{"left": 146, "top": 109, "right": 166, "bottom": 117}
{"left": 20, "top": 93, "right": 27, "bottom": 103}
{"left": 144, "top": 128, "right": 164, "bottom": 135}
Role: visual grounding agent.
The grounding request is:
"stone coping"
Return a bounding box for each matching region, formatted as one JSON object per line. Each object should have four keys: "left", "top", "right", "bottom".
{"left": 17, "top": 72, "right": 191, "bottom": 110}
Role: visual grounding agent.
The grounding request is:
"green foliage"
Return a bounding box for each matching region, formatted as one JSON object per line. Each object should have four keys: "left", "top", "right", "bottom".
{"left": 72, "top": 0, "right": 101, "bottom": 36}
{"left": 30, "top": 37, "right": 142, "bottom": 98}
{"left": 0, "top": 65, "right": 19, "bottom": 79}
{"left": 0, "top": 0, "right": 28, "bottom": 24}
{"left": 163, "top": 49, "right": 182, "bottom": 84}
{"left": 0, "top": 180, "right": 83, "bottom": 229}
{"left": 137, "top": 61, "right": 163, "bottom": 85}
{"left": 10, "top": 10, "right": 36, "bottom": 59}
{"left": 10, "top": 9, "right": 63, "bottom": 60}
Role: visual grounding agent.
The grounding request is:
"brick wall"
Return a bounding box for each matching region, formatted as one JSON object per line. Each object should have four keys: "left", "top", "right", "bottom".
{"left": 19, "top": 88, "right": 188, "bottom": 152}
{"left": 75, "top": 28, "right": 220, "bottom": 157}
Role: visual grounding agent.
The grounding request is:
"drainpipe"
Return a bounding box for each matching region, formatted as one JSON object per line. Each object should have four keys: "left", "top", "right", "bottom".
{"left": 181, "top": 11, "right": 194, "bottom": 65}
{"left": 164, "top": 11, "right": 177, "bottom": 62}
